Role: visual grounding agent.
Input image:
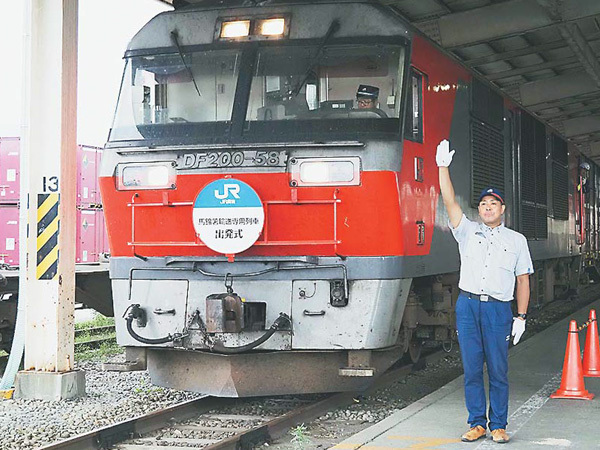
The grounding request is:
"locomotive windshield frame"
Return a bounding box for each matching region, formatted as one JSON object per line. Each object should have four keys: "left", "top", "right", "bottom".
{"left": 107, "top": 36, "right": 409, "bottom": 148}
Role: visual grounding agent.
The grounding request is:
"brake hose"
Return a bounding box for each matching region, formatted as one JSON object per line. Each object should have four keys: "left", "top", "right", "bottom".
{"left": 210, "top": 312, "right": 291, "bottom": 354}
{"left": 124, "top": 304, "right": 291, "bottom": 351}
{"left": 124, "top": 304, "right": 178, "bottom": 345}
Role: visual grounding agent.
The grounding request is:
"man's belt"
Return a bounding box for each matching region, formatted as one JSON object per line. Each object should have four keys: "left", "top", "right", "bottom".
{"left": 460, "top": 290, "right": 503, "bottom": 302}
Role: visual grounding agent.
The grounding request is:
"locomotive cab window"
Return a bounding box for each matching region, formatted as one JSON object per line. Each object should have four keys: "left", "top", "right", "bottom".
{"left": 404, "top": 69, "right": 423, "bottom": 142}
{"left": 244, "top": 43, "right": 405, "bottom": 136}
{"left": 109, "top": 49, "right": 242, "bottom": 142}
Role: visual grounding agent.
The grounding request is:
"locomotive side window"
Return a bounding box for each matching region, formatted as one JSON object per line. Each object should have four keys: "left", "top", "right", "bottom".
{"left": 404, "top": 69, "right": 423, "bottom": 142}
{"left": 109, "top": 49, "right": 242, "bottom": 141}
{"left": 245, "top": 44, "right": 404, "bottom": 123}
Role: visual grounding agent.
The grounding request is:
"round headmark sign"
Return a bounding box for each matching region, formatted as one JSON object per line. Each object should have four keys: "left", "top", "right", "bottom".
{"left": 193, "top": 179, "right": 264, "bottom": 254}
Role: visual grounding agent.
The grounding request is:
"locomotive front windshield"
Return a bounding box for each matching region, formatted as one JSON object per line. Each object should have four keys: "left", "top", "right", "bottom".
{"left": 247, "top": 45, "right": 403, "bottom": 122}
{"left": 108, "top": 42, "right": 405, "bottom": 145}
{"left": 109, "top": 49, "right": 242, "bottom": 142}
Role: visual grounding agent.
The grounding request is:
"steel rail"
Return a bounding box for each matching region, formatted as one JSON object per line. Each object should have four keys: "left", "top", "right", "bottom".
{"left": 74, "top": 336, "right": 116, "bottom": 352}
{"left": 74, "top": 325, "right": 115, "bottom": 338}
{"left": 38, "top": 349, "right": 449, "bottom": 450}
{"left": 39, "top": 396, "right": 235, "bottom": 450}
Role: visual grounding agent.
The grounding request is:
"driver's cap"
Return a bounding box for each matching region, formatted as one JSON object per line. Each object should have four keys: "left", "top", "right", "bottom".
{"left": 357, "top": 84, "right": 379, "bottom": 99}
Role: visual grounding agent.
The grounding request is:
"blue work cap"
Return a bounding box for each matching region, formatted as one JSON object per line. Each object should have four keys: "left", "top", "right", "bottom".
{"left": 478, "top": 187, "right": 504, "bottom": 204}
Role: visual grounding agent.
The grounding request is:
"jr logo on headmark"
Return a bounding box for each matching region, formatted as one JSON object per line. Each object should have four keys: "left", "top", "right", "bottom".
{"left": 214, "top": 184, "right": 241, "bottom": 204}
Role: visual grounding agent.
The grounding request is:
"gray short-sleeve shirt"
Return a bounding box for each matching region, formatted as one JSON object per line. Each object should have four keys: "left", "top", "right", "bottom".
{"left": 450, "top": 214, "right": 534, "bottom": 301}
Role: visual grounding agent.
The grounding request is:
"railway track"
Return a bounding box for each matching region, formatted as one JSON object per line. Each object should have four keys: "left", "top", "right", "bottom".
{"left": 39, "top": 349, "right": 449, "bottom": 450}
{"left": 74, "top": 325, "right": 116, "bottom": 351}
{"left": 0, "top": 326, "right": 116, "bottom": 359}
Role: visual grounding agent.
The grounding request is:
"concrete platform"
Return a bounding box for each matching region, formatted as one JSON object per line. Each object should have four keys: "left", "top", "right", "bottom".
{"left": 332, "top": 299, "right": 600, "bottom": 449}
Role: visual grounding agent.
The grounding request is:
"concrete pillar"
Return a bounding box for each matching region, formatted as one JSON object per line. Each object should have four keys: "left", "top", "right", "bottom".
{"left": 15, "top": 0, "right": 84, "bottom": 400}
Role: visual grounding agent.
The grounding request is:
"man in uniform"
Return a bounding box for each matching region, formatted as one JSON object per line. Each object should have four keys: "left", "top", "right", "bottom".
{"left": 436, "top": 139, "right": 533, "bottom": 444}
{"left": 356, "top": 84, "right": 380, "bottom": 109}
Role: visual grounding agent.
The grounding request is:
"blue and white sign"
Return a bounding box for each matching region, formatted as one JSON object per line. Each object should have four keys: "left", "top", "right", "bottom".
{"left": 193, "top": 179, "right": 265, "bottom": 254}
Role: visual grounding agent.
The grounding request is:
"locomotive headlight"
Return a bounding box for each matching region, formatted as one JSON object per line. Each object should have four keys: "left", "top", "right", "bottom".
{"left": 290, "top": 157, "right": 361, "bottom": 187}
{"left": 220, "top": 20, "right": 251, "bottom": 38}
{"left": 259, "top": 18, "right": 285, "bottom": 36}
{"left": 117, "top": 162, "right": 176, "bottom": 190}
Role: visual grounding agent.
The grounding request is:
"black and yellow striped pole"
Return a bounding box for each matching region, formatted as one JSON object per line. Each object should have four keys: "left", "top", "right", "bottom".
{"left": 36, "top": 193, "right": 60, "bottom": 281}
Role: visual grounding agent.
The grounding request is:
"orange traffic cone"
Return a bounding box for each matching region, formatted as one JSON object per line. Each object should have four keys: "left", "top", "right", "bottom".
{"left": 583, "top": 309, "right": 600, "bottom": 377}
{"left": 550, "top": 320, "right": 594, "bottom": 400}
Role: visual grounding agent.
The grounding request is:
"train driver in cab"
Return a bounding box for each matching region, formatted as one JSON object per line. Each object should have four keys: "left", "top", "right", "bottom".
{"left": 436, "top": 139, "right": 533, "bottom": 444}
{"left": 356, "top": 84, "right": 380, "bottom": 109}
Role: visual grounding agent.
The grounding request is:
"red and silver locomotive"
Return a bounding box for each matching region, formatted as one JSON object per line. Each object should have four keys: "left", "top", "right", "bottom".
{"left": 100, "top": 0, "right": 590, "bottom": 396}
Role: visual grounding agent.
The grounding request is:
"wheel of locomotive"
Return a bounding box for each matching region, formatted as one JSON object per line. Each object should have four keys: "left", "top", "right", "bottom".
{"left": 408, "top": 338, "right": 422, "bottom": 363}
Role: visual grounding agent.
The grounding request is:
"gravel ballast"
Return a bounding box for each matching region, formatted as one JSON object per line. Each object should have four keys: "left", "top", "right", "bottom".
{"left": 0, "top": 355, "right": 202, "bottom": 450}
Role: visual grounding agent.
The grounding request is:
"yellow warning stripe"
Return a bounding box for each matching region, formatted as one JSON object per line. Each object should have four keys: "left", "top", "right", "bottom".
{"left": 37, "top": 194, "right": 58, "bottom": 222}
{"left": 36, "top": 215, "right": 59, "bottom": 251}
{"left": 36, "top": 246, "right": 58, "bottom": 280}
{"left": 36, "top": 193, "right": 60, "bottom": 280}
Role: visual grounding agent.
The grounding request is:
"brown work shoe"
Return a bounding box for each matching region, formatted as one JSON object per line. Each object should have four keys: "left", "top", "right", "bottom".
{"left": 490, "top": 428, "right": 510, "bottom": 443}
{"left": 461, "top": 425, "right": 486, "bottom": 442}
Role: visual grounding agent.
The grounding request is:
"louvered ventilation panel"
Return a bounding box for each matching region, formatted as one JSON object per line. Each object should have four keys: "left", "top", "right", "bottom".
{"left": 521, "top": 203, "right": 537, "bottom": 239}
{"left": 519, "top": 111, "right": 548, "bottom": 238}
{"left": 470, "top": 120, "right": 504, "bottom": 207}
{"left": 536, "top": 205, "right": 548, "bottom": 239}
{"left": 520, "top": 113, "right": 537, "bottom": 204}
{"left": 552, "top": 162, "right": 569, "bottom": 220}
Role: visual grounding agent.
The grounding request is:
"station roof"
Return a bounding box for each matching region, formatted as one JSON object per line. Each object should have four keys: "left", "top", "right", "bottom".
{"left": 159, "top": 0, "right": 600, "bottom": 160}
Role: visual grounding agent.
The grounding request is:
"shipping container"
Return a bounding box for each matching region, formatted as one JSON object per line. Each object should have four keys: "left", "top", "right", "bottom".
{"left": 0, "top": 137, "right": 20, "bottom": 203}
{"left": 0, "top": 206, "right": 109, "bottom": 266}
{"left": 0, "top": 204, "right": 19, "bottom": 266}
{"left": 77, "top": 207, "right": 99, "bottom": 263}
{"left": 0, "top": 138, "right": 103, "bottom": 207}
{"left": 77, "top": 145, "right": 103, "bottom": 206}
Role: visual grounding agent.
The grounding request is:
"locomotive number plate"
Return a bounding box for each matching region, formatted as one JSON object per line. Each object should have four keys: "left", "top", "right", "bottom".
{"left": 178, "top": 150, "right": 288, "bottom": 169}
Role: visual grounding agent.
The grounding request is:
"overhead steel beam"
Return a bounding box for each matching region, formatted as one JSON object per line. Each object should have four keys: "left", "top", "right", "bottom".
{"left": 486, "top": 55, "right": 579, "bottom": 81}
{"left": 528, "top": 91, "right": 600, "bottom": 112}
{"left": 571, "top": 130, "right": 600, "bottom": 142}
{"left": 519, "top": 72, "right": 598, "bottom": 106}
{"left": 557, "top": 22, "right": 600, "bottom": 86}
{"left": 563, "top": 116, "right": 600, "bottom": 138}
{"left": 542, "top": 102, "right": 600, "bottom": 121}
{"left": 426, "top": 0, "right": 600, "bottom": 49}
{"left": 465, "top": 33, "right": 600, "bottom": 67}
{"left": 466, "top": 38, "right": 568, "bottom": 67}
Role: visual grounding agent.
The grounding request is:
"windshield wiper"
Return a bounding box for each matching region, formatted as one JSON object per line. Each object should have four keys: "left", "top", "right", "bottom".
{"left": 170, "top": 30, "right": 203, "bottom": 99}
{"left": 290, "top": 19, "right": 341, "bottom": 97}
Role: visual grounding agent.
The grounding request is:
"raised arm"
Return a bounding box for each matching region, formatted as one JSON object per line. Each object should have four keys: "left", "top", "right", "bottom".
{"left": 436, "top": 139, "right": 463, "bottom": 228}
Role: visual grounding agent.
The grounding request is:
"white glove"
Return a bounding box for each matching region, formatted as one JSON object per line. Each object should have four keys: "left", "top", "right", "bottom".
{"left": 511, "top": 318, "right": 526, "bottom": 345}
{"left": 436, "top": 139, "right": 455, "bottom": 167}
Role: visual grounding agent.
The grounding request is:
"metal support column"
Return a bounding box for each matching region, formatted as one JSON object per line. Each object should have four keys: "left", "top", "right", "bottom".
{"left": 14, "top": 0, "right": 84, "bottom": 400}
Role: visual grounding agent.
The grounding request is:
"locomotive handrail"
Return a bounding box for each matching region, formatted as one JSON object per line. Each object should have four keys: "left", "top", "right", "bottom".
{"left": 125, "top": 263, "right": 349, "bottom": 304}
{"left": 127, "top": 191, "right": 342, "bottom": 253}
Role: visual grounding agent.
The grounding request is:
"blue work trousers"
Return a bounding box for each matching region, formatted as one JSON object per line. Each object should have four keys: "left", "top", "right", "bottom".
{"left": 455, "top": 292, "right": 512, "bottom": 431}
